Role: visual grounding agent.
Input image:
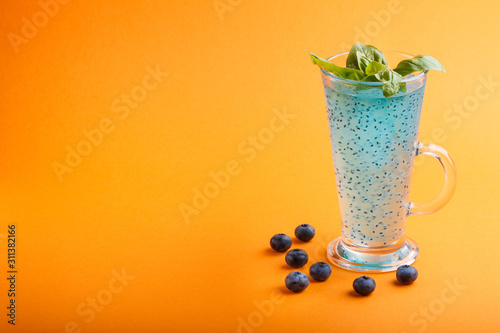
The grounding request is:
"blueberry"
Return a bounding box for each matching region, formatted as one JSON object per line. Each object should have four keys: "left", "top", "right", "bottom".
{"left": 353, "top": 276, "right": 376, "bottom": 296}
{"left": 294, "top": 224, "right": 315, "bottom": 242}
{"left": 309, "top": 262, "right": 332, "bottom": 282}
{"left": 285, "top": 271, "right": 309, "bottom": 293}
{"left": 270, "top": 234, "right": 292, "bottom": 252}
{"left": 285, "top": 249, "right": 308, "bottom": 268}
{"left": 396, "top": 265, "right": 418, "bottom": 285}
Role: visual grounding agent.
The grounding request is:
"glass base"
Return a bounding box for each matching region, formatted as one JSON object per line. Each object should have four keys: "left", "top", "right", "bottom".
{"left": 327, "top": 237, "right": 419, "bottom": 273}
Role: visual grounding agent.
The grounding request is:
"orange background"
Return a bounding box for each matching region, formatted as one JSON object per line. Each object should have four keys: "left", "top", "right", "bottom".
{"left": 1, "top": 0, "right": 500, "bottom": 332}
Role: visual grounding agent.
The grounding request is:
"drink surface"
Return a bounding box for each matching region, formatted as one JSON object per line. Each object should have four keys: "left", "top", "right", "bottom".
{"left": 323, "top": 83, "right": 426, "bottom": 248}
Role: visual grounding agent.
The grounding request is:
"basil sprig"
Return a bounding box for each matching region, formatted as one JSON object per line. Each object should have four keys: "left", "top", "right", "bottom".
{"left": 310, "top": 43, "right": 445, "bottom": 97}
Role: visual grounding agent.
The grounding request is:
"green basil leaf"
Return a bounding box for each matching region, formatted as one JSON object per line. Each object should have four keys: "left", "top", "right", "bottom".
{"left": 394, "top": 55, "right": 445, "bottom": 77}
{"left": 346, "top": 42, "right": 387, "bottom": 72}
{"left": 310, "top": 52, "right": 366, "bottom": 81}
{"left": 375, "top": 69, "right": 403, "bottom": 97}
{"left": 365, "top": 61, "right": 388, "bottom": 76}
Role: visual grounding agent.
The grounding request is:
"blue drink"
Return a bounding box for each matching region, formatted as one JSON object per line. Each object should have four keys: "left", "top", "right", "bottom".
{"left": 323, "top": 81, "right": 425, "bottom": 248}
{"left": 318, "top": 51, "right": 456, "bottom": 272}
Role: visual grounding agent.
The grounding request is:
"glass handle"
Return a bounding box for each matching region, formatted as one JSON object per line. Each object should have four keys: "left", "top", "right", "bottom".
{"left": 408, "top": 142, "right": 457, "bottom": 216}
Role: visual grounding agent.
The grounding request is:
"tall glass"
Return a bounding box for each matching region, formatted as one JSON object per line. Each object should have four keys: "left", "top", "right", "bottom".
{"left": 318, "top": 51, "right": 457, "bottom": 272}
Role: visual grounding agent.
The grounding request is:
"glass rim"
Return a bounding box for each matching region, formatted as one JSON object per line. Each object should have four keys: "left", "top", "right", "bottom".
{"left": 320, "top": 50, "right": 428, "bottom": 86}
